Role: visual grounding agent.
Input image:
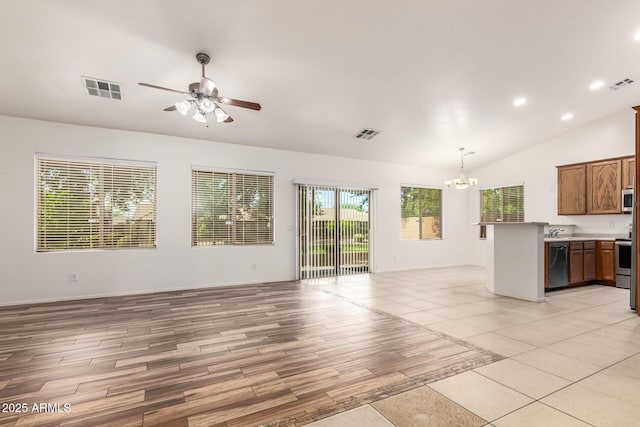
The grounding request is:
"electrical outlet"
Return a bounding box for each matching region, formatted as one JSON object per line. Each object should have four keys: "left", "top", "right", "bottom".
{"left": 69, "top": 272, "right": 79, "bottom": 282}
{"left": 251, "top": 264, "right": 257, "bottom": 271}
{"left": 609, "top": 222, "right": 615, "bottom": 229}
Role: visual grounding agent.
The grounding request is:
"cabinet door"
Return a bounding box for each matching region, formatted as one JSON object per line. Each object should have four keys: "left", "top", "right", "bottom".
{"left": 544, "top": 242, "right": 549, "bottom": 289}
{"left": 587, "top": 160, "right": 622, "bottom": 214}
{"left": 622, "top": 156, "right": 636, "bottom": 189}
{"left": 583, "top": 247, "right": 596, "bottom": 281}
{"left": 569, "top": 242, "right": 584, "bottom": 284}
{"left": 596, "top": 241, "right": 616, "bottom": 283}
{"left": 558, "top": 164, "right": 586, "bottom": 215}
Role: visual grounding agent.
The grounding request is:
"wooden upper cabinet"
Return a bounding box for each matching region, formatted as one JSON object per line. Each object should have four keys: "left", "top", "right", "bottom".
{"left": 586, "top": 159, "right": 621, "bottom": 214}
{"left": 622, "top": 156, "right": 636, "bottom": 189}
{"left": 557, "top": 164, "right": 586, "bottom": 215}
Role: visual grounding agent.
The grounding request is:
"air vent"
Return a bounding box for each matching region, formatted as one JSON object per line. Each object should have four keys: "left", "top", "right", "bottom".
{"left": 82, "top": 77, "right": 122, "bottom": 100}
{"left": 609, "top": 78, "right": 634, "bottom": 91}
{"left": 354, "top": 128, "right": 380, "bottom": 140}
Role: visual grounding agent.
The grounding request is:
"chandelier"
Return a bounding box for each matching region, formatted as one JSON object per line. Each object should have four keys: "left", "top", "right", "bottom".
{"left": 445, "top": 147, "right": 478, "bottom": 190}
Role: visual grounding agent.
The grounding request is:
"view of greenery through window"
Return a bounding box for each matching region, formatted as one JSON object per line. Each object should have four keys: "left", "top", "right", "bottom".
{"left": 400, "top": 186, "right": 442, "bottom": 240}
{"left": 298, "top": 187, "right": 370, "bottom": 278}
{"left": 192, "top": 170, "right": 273, "bottom": 245}
{"left": 480, "top": 185, "right": 525, "bottom": 223}
{"left": 36, "top": 158, "right": 157, "bottom": 251}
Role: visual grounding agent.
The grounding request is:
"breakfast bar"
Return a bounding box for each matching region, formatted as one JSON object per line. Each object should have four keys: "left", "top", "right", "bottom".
{"left": 483, "top": 222, "right": 548, "bottom": 302}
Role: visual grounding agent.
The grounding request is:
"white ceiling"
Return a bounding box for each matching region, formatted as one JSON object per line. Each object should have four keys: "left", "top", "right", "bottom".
{"left": 1, "top": 0, "right": 640, "bottom": 169}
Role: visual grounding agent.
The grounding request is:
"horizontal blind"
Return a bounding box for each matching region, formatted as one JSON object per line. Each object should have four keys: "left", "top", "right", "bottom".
{"left": 192, "top": 170, "right": 274, "bottom": 246}
{"left": 36, "top": 157, "right": 157, "bottom": 251}
{"left": 400, "top": 186, "right": 442, "bottom": 240}
{"left": 480, "top": 184, "right": 524, "bottom": 223}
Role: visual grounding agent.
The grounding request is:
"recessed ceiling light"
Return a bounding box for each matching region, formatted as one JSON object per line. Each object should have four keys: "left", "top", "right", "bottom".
{"left": 513, "top": 97, "right": 527, "bottom": 107}
{"left": 634, "top": 30, "right": 640, "bottom": 41}
{"left": 589, "top": 80, "right": 604, "bottom": 91}
{"left": 561, "top": 113, "right": 574, "bottom": 121}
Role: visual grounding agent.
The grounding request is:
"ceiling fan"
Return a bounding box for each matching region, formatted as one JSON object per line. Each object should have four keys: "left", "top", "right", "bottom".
{"left": 138, "top": 52, "right": 261, "bottom": 124}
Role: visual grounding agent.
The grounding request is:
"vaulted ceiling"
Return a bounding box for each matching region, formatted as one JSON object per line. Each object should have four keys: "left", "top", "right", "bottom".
{"left": 1, "top": 0, "right": 640, "bottom": 169}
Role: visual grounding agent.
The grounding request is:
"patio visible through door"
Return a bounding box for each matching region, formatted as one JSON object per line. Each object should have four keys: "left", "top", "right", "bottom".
{"left": 298, "top": 185, "right": 370, "bottom": 279}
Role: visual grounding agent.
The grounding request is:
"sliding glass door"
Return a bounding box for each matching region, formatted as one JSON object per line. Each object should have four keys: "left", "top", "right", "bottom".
{"left": 298, "top": 185, "right": 371, "bottom": 279}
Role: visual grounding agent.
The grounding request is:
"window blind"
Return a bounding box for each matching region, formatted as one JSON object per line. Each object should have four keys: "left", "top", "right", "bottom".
{"left": 480, "top": 184, "right": 524, "bottom": 223}
{"left": 36, "top": 157, "right": 157, "bottom": 251}
{"left": 400, "top": 186, "right": 442, "bottom": 240}
{"left": 192, "top": 170, "right": 274, "bottom": 246}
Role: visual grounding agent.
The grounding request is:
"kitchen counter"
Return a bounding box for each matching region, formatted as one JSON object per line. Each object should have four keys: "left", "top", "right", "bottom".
{"left": 544, "top": 233, "right": 627, "bottom": 242}
{"left": 544, "top": 236, "right": 618, "bottom": 242}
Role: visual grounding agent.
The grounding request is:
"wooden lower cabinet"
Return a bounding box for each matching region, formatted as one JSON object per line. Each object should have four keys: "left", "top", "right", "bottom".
{"left": 596, "top": 240, "right": 616, "bottom": 284}
{"left": 544, "top": 242, "right": 549, "bottom": 289}
{"left": 569, "top": 241, "right": 584, "bottom": 284}
{"left": 583, "top": 241, "right": 596, "bottom": 281}
{"left": 547, "top": 240, "right": 611, "bottom": 288}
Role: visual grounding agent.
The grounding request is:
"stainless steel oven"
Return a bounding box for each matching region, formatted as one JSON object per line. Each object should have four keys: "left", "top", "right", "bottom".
{"left": 615, "top": 238, "right": 632, "bottom": 289}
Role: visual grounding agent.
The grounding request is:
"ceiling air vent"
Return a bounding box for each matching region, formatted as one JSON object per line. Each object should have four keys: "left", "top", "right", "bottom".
{"left": 354, "top": 128, "right": 380, "bottom": 140}
{"left": 609, "top": 78, "right": 634, "bottom": 91}
{"left": 82, "top": 77, "right": 122, "bottom": 100}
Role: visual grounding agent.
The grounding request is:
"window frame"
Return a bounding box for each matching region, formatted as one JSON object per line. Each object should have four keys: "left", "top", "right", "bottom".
{"left": 479, "top": 184, "right": 525, "bottom": 239}
{"left": 35, "top": 154, "right": 157, "bottom": 252}
{"left": 191, "top": 167, "right": 275, "bottom": 247}
{"left": 400, "top": 185, "right": 443, "bottom": 241}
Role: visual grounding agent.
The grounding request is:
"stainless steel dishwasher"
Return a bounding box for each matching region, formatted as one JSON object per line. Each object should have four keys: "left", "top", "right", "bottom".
{"left": 548, "top": 242, "right": 569, "bottom": 289}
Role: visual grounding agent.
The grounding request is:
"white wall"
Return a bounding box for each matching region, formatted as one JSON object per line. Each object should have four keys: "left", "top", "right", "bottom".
{"left": 0, "top": 115, "right": 469, "bottom": 305}
{"left": 467, "top": 108, "right": 636, "bottom": 266}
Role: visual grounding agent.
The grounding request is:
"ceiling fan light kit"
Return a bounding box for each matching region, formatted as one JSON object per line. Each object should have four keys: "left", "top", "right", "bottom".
{"left": 139, "top": 52, "right": 261, "bottom": 125}
{"left": 445, "top": 147, "right": 478, "bottom": 190}
{"left": 193, "top": 111, "right": 207, "bottom": 123}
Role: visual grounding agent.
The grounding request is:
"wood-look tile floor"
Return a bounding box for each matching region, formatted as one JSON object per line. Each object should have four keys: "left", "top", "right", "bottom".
{"left": 0, "top": 281, "right": 501, "bottom": 426}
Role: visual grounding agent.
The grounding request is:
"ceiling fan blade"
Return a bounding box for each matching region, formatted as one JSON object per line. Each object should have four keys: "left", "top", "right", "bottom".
{"left": 199, "top": 77, "right": 216, "bottom": 96}
{"left": 218, "top": 97, "right": 262, "bottom": 111}
{"left": 163, "top": 105, "right": 177, "bottom": 112}
{"left": 138, "top": 82, "right": 191, "bottom": 95}
{"left": 223, "top": 116, "right": 234, "bottom": 123}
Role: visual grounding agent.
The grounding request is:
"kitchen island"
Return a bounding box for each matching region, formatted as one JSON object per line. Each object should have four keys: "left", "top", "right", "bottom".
{"left": 483, "top": 222, "right": 547, "bottom": 302}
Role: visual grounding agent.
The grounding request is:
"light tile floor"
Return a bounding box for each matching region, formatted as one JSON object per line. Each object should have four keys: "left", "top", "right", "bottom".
{"left": 305, "top": 266, "right": 640, "bottom": 427}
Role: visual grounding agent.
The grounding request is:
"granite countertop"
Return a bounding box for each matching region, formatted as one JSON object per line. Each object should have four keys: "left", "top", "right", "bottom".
{"left": 543, "top": 235, "right": 624, "bottom": 242}
{"left": 475, "top": 222, "right": 549, "bottom": 226}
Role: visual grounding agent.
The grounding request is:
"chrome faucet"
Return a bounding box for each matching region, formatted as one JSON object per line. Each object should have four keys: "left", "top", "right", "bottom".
{"left": 549, "top": 227, "right": 564, "bottom": 238}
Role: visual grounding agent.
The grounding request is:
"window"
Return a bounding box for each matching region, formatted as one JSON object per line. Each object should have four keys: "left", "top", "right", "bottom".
{"left": 400, "top": 186, "right": 442, "bottom": 240}
{"left": 192, "top": 169, "right": 274, "bottom": 246}
{"left": 479, "top": 184, "right": 524, "bottom": 238}
{"left": 36, "top": 156, "right": 157, "bottom": 251}
{"left": 480, "top": 184, "right": 525, "bottom": 223}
